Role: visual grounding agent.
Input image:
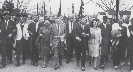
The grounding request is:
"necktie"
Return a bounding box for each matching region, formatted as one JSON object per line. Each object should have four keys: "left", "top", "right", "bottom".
{"left": 58, "top": 24, "right": 60, "bottom": 34}
{"left": 127, "top": 26, "right": 130, "bottom": 37}
{"left": 6, "top": 20, "right": 8, "bottom": 30}
{"left": 71, "top": 22, "right": 73, "bottom": 31}
{"left": 21, "top": 24, "right": 24, "bottom": 38}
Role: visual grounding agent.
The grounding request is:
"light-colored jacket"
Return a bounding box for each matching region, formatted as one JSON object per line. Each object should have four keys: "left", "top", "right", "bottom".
{"left": 16, "top": 23, "right": 29, "bottom": 40}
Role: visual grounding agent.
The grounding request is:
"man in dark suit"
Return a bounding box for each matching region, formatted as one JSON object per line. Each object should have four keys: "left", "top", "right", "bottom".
{"left": 81, "top": 18, "right": 90, "bottom": 71}
{"left": 28, "top": 16, "right": 43, "bottom": 66}
{"left": 0, "top": 11, "right": 16, "bottom": 68}
{"left": 118, "top": 19, "right": 127, "bottom": 65}
{"left": 74, "top": 18, "right": 90, "bottom": 71}
{"left": 98, "top": 16, "right": 111, "bottom": 69}
{"left": 128, "top": 18, "right": 133, "bottom": 72}
{"left": 65, "top": 17, "right": 76, "bottom": 63}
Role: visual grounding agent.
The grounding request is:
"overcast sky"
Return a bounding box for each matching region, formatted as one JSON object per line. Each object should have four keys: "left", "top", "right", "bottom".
{"left": 0, "top": 0, "right": 133, "bottom": 16}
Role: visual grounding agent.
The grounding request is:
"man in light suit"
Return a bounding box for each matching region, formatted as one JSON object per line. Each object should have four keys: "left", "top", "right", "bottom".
{"left": 50, "top": 18, "right": 66, "bottom": 70}
{"left": 15, "top": 14, "right": 29, "bottom": 66}
{"left": 0, "top": 11, "right": 16, "bottom": 68}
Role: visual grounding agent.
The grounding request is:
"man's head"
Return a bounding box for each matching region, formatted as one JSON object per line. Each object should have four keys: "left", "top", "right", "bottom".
{"left": 103, "top": 16, "right": 108, "bottom": 24}
{"left": 3, "top": 12, "right": 10, "bottom": 20}
{"left": 118, "top": 19, "right": 123, "bottom": 26}
{"left": 33, "top": 16, "right": 38, "bottom": 23}
{"left": 44, "top": 20, "right": 50, "bottom": 28}
{"left": 55, "top": 18, "right": 61, "bottom": 25}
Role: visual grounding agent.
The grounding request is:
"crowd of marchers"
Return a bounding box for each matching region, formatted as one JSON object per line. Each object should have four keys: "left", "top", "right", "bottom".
{"left": 0, "top": 11, "right": 133, "bottom": 72}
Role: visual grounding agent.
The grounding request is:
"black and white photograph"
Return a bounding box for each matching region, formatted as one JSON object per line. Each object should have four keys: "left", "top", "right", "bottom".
{"left": 0, "top": 0, "right": 133, "bottom": 72}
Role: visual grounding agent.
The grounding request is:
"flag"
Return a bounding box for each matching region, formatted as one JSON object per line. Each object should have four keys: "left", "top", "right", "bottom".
{"left": 72, "top": 3, "right": 74, "bottom": 13}
{"left": 57, "top": 0, "right": 61, "bottom": 17}
{"left": 78, "top": 0, "right": 84, "bottom": 18}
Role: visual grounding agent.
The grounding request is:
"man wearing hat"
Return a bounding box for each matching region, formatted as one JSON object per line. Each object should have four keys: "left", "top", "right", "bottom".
{"left": 15, "top": 14, "right": 29, "bottom": 66}
{"left": 0, "top": 11, "right": 16, "bottom": 68}
{"left": 118, "top": 19, "right": 127, "bottom": 66}
{"left": 127, "top": 18, "right": 133, "bottom": 72}
{"left": 50, "top": 18, "right": 66, "bottom": 70}
{"left": 98, "top": 16, "right": 111, "bottom": 69}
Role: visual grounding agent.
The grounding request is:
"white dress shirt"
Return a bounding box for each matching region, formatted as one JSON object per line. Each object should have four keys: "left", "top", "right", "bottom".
{"left": 69, "top": 21, "right": 73, "bottom": 33}
{"left": 23, "top": 23, "right": 29, "bottom": 40}
{"left": 16, "top": 23, "right": 23, "bottom": 40}
{"left": 5, "top": 20, "right": 9, "bottom": 30}
{"left": 36, "top": 22, "right": 39, "bottom": 32}
{"left": 103, "top": 23, "right": 106, "bottom": 28}
{"left": 56, "top": 24, "right": 60, "bottom": 34}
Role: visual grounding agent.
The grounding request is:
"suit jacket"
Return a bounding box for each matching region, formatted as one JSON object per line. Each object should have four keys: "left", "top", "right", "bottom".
{"left": 50, "top": 24, "right": 66, "bottom": 48}
{"left": 128, "top": 25, "right": 133, "bottom": 53}
{"left": 28, "top": 21, "right": 44, "bottom": 34}
{"left": 0, "top": 20, "right": 16, "bottom": 44}
{"left": 119, "top": 25, "right": 127, "bottom": 44}
{"left": 74, "top": 23, "right": 90, "bottom": 46}
{"left": 65, "top": 21, "right": 76, "bottom": 38}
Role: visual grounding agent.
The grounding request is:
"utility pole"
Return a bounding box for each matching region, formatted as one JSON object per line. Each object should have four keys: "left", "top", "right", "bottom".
{"left": 72, "top": 3, "right": 74, "bottom": 18}
{"left": 116, "top": 0, "right": 119, "bottom": 20}
{"left": 44, "top": 2, "right": 45, "bottom": 21}
{"left": 37, "top": 3, "right": 39, "bottom": 19}
{"left": 17, "top": 0, "right": 19, "bottom": 11}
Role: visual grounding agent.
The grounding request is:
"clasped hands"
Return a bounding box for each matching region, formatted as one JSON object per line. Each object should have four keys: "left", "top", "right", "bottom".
{"left": 82, "top": 32, "right": 89, "bottom": 37}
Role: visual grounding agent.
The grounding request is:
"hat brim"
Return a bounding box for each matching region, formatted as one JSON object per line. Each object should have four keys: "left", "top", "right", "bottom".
{"left": 3, "top": 13, "right": 11, "bottom": 16}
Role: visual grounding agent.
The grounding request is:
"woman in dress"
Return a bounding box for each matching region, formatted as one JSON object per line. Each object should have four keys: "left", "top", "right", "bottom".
{"left": 39, "top": 20, "right": 51, "bottom": 68}
{"left": 88, "top": 19, "right": 102, "bottom": 70}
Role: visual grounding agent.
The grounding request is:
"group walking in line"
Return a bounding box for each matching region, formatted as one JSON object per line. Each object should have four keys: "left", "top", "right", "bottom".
{"left": 0, "top": 11, "right": 133, "bottom": 72}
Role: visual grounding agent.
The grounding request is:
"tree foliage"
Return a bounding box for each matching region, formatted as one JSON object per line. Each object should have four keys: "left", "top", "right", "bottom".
{"left": 91, "top": 0, "right": 133, "bottom": 11}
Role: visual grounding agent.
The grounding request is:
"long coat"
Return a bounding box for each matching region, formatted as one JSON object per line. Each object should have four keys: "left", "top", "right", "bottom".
{"left": 0, "top": 20, "right": 16, "bottom": 44}
{"left": 38, "top": 26, "right": 51, "bottom": 56}
{"left": 128, "top": 25, "right": 133, "bottom": 55}
{"left": 98, "top": 23, "right": 111, "bottom": 55}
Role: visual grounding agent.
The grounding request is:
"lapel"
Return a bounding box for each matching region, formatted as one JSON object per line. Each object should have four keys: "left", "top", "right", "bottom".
{"left": 7, "top": 20, "right": 11, "bottom": 30}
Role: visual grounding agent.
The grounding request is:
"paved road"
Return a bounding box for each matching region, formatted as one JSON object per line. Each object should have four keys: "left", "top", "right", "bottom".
{"left": 0, "top": 55, "right": 130, "bottom": 72}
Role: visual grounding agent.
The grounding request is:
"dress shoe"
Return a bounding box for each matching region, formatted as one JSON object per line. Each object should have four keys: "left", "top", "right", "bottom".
{"left": 22, "top": 61, "right": 26, "bottom": 64}
{"left": 42, "top": 63, "right": 46, "bottom": 68}
{"left": 34, "top": 62, "right": 38, "bottom": 66}
{"left": 54, "top": 66, "right": 59, "bottom": 70}
{"left": 15, "top": 62, "right": 20, "bottom": 67}
{"left": 114, "top": 66, "right": 118, "bottom": 69}
{"left": 101, "top": 65, "right": 105, "bottom": 69}
{"left": 94, "top": 66, "right": 98, "bottom": 70}
{"left": 81, "top": 67, "right": 85, "bottom": 71}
